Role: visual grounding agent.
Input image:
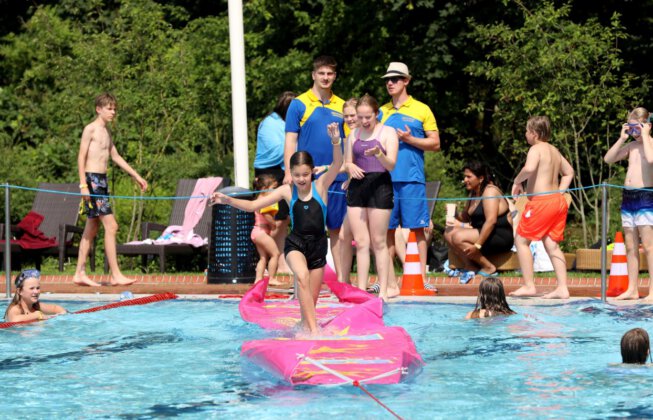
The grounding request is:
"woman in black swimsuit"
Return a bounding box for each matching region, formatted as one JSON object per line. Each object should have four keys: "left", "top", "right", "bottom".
{"left": 444, "top": 161, "right": 514, "bottom": 276}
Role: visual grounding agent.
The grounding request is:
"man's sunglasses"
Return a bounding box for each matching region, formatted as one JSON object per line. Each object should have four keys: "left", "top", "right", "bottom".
{"left": 385, "top": 76, "right": 406, "bottom": 84}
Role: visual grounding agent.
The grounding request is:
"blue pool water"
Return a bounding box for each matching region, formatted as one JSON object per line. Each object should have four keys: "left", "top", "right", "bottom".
{"left": 2, "top": 298, "right": 653, "bottom": 419}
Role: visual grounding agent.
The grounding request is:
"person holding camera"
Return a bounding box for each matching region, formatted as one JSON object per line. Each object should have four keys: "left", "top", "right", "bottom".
{"left": 604, "top": 107, "right": 653, "bottom": 302}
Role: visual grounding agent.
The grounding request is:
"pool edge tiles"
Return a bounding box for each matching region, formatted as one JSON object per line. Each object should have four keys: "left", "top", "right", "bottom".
{"left": 0, "top": 273, "right": 633, "bottom": 297}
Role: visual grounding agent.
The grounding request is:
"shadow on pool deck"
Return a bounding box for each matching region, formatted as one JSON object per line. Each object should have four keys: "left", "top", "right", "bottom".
{"left": 1, "top": 272, "right": 648, "bottom": 298}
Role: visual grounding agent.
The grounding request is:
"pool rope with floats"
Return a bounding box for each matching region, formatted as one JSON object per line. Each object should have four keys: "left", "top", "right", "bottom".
{"left": 0, "top": 292, "right": 177, "bottom": 329}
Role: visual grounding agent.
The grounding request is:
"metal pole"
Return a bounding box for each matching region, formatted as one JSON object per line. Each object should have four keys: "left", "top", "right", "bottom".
{"left": 5, "top": 183, "right": 11, "bottom": 298}
{"left": 600, "top": 183, "right": 608, "bottom": 302}
{"left": 228, "top": 0, "right": 250, "bottom": 189}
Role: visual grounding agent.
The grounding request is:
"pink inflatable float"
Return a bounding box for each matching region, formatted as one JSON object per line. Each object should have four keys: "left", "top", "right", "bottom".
{"left": 239, "top": 277, "right": 424, "bottom": 385}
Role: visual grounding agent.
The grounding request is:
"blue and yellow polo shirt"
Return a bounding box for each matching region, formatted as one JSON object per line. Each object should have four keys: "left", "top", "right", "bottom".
{"left": 285, "top": 89, "right": 346, "bottom": 181}
{"left": 380, "top": 96, "right": 438, "bottom": 183}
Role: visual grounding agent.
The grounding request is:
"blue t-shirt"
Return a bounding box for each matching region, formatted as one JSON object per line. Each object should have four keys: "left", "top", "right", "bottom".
{"left": 380, "top": 96, "right": 438, "bottom": 183}
{"left": 285, "top": 89, "right": 346, "bottom": 181}
{"left": 254, "top": 112, "right": 285, "bottom": 169}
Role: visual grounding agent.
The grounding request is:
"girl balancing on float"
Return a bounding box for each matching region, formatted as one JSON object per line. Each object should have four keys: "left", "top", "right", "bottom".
{"left": 4, "top": 269, "right": 67, "bottom": 322}
{"left": 212, "top": 122, "right": 343, "bottom": 335}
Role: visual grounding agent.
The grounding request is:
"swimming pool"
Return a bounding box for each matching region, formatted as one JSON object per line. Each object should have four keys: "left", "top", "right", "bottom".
{"left": 2, "top": 298, "right": 653, "bottom": 418}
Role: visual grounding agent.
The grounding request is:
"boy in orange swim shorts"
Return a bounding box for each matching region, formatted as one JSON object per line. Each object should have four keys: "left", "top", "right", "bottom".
{"left": 510, "top": 116, "right": 574, "bottom": 299}
{"left": 517, "top": 193, "right": 569, "bottom": 243}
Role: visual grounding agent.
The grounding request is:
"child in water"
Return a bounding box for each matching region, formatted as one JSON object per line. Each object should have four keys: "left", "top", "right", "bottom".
{"left": 621, "top": 328, "right": 651, "bottom": 364}
{"left": 212, "top": 122, "right": 343, "bottom": 335}
{"left": 251, "top": 174, "right": 281, "bottom": 284}
{"left": 466, "top": 277, "right": 516, "bottom": 319}
{"left": 4, "top": 269, "right": 67, "bottom": 322}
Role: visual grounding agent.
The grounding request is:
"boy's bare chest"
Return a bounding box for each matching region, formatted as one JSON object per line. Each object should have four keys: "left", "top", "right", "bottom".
{"left": 91, "top": 131, "right": 112, "bottom": 150}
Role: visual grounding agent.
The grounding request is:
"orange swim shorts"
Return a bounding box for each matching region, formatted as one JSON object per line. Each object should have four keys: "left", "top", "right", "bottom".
{"left": 516, "top": 193, "right": 568, "bottom": 242}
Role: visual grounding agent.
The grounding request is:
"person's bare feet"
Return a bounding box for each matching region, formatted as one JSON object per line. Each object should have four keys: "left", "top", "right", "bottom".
{"left": 541, "top": 287, "right": 570, "bottom": 299}
{"left": 109, "top": 274, "right": 136, "bottom": 286}
{"left": 295, "top": 321, "right": 319, "bottom": 338}
{"left": 387, "top": 285, "right": 401, "bottom": 299}
{"left": 268, "top": 278, "right": 286, "bottom": 287}
{"left": 614, "top": 290, "right": 640, "bottom": 300}
{"left": 73, "top": 273, "right": 101, "bottom": 287}
{"left": 640, "top": 294, "right": 653, "bottom": 303}
{"left": 509, "top": 285, "right": 538, "bottom": 297}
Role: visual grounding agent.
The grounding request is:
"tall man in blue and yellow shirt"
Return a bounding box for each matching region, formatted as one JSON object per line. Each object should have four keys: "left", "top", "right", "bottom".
{"left": 380, "top": 62, "right": 440, "bottom": 294}
{"left": 284, "top": 56, "right": 348, "bottom": 281}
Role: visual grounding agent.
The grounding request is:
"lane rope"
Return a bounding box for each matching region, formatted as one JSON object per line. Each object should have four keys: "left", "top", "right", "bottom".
{"left": 1, "top": 182, "right": 629, "bottom": 203}
{"left": 0, "top": 292, "right": 177, "bottom": 329}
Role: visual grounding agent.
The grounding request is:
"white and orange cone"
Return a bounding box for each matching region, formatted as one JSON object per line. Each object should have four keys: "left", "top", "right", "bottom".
{"left": 607, "top": 231, "right": 629, "bottom": 297}
{"left": 400, "top": 231, "right": 435, "bottom": 296}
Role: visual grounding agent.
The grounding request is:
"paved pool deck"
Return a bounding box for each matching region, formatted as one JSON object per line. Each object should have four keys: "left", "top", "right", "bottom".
{"left": 1, "top": 272, "right": 650, "bottom": 304}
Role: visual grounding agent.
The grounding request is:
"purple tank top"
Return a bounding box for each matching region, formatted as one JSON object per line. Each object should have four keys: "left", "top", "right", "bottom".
{"left": 352, "top": 130, "right": 387, "bottom": 173}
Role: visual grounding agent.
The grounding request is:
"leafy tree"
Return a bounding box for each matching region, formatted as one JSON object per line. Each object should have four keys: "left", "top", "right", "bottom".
{"left": 467, "top": 1, "right": 646, "bottom": 246}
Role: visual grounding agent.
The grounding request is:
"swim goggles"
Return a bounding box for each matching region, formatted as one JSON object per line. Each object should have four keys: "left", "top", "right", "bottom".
{"left": 15, "top": 269, "right": 41, "bottom": 288}
{"left": 626, "top": 123, "right": 642, "bottom": 137}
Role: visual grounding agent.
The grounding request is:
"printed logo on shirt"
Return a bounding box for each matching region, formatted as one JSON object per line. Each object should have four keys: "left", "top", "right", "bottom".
{"left": 331, "top": 111, "right": 343, "bottom": 118}
{"left": 304, "top": 205, "right": 309, "bottom": 210}
{"left": 402, "top": 116, "right": 416, "bottom": 123}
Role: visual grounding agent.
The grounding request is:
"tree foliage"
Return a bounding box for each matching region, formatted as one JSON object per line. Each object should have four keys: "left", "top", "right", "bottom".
{"left": 467, "top": 1, "right": 646, "bottom": 246}
{"left": 0, "top": 0, "right": 651, "bottom": 253}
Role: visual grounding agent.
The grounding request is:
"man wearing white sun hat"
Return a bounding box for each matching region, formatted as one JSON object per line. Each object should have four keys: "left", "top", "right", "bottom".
{"left": 380, "top": 62, "right": 440, "bottom": 293}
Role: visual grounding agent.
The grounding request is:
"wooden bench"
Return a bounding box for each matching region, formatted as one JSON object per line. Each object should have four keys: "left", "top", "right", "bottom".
{"left": 575, "top": 248, "right": 648, "bottom": 271}
{"left": 447, "top": 193, "right": 575, "bottom": 271}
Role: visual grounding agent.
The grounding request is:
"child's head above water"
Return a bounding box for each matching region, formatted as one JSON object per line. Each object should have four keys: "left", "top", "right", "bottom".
{"left": 621, "top": 327, "right": 651, "bottom": 364}
{"left": 475, "top": 278, "right": 515, "bottom": 316}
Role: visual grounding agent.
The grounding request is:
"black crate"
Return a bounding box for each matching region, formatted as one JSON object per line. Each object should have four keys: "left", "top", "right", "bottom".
{"left": 207, "top": 187, "right": 257, "bottom": 284}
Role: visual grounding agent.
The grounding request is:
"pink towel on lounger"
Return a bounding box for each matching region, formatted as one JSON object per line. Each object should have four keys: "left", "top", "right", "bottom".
{"left": 179, "top": 177, "right": 223, "bottom": 239}
{"left": 126, "top": 177, "right": 223, "bottom": 247}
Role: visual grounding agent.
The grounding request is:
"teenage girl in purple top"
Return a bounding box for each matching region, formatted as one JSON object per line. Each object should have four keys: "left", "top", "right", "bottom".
{"left": 345, "top": 94, "right": 399, "bottom": 301}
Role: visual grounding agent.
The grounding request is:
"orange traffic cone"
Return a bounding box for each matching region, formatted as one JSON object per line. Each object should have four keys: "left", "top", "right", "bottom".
{"left": 400, "top": 231, "right": 435, "bottom": 296}
{"left": 607, "top": 231, "right": 629, "bottom": 297}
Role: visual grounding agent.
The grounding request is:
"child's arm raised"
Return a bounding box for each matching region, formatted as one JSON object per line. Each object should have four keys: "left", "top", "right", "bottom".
{"left": 212, "top": 185, "right": 290, "bottom": 213}
{"left": 604, "top": 124, "right": 633, "bottom": 164}
{"left": 109, "top": 143, "right": 148, "bottom": 192}
{"left": 318, "top": 122, "right": 344, "bottom": 190}
{"left": 641, "top": 123, "right": 653, "bottom": 164}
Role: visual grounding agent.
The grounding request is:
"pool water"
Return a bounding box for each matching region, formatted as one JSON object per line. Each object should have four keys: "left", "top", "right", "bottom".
{"left": 2, "top": 298, "right": 653, "bottom": 419}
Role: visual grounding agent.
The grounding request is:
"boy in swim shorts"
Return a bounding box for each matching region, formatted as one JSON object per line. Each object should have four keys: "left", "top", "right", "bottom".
{"left": 604, "top": 107, "right": 653, "bottom": 302}
{"left": 73, "top": 93, "right": 148, "bottom": 287}
{"left": 510, "top": 116, "right": 574, "bottom": 299}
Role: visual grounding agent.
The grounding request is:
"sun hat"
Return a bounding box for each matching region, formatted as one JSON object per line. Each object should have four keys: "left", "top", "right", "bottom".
{"left": 381, "top": 62, "right": 411, "bottom": 79}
